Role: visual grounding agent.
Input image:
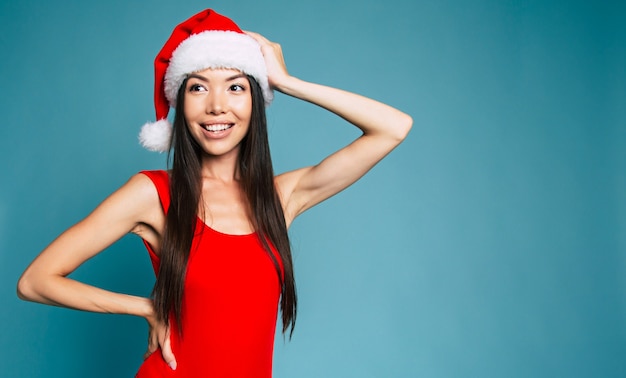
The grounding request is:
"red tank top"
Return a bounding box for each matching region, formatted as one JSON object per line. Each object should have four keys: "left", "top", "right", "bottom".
{"left": 136, "top": 170, "right": 283, "bottom": 377}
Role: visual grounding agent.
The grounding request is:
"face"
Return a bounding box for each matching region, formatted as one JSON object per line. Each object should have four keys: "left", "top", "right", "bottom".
{"left": 183, "top": 67, "right": 252, "bottom": 159}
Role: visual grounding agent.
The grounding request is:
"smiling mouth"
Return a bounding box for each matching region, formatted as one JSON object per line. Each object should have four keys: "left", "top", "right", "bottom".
{"left": 203, "top": 123, "right": 234, "bottom": 132}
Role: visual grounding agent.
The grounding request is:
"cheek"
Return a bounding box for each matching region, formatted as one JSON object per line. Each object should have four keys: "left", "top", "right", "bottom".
{"left": 233, "top": 98, "right": 253, "bottom": 120}
{"left": 184, "top": 97, "right": 204, "bottom": 117}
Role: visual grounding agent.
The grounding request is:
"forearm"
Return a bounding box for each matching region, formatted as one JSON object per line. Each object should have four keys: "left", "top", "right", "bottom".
{"left": 16, "top": 173, "right": 161, "bottom": 319}
{"left": 18, "top": 273, "right": 152, "bottom": 318}
{"left": 276, "top": 76, "right": 412, "bottom": 142}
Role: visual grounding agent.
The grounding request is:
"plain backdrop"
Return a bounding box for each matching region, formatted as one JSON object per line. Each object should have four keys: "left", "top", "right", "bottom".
{"left": 1, "top": 0, "right": 624, "bottom": 377}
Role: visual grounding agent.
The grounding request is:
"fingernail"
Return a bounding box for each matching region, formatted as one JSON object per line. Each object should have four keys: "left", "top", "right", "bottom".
{"left": 168, "top": 361, "right": 177, "bottom": 371}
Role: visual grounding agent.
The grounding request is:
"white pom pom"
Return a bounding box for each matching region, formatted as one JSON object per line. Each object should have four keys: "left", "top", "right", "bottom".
{"left": 139, "top": 119, "right": 172, "bottom": 152}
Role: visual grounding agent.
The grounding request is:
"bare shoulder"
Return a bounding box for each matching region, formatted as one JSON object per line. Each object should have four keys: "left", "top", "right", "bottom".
{"left": 275, "top": 168, "right": 307, "bottom": 194}
{"left": 122, "top": 173, "right": 165, "bottom": 236}
{"left": 274, "top": 167, "right": 313, "bottom": 227}
{"left": 126, "top": 172, "right": 161, "bottom": 204}
{"left": 114, "top": 173, "right": 161, "bottom": 213}
{"left": 83, "top": 172, "right": 164, "bottom": 240}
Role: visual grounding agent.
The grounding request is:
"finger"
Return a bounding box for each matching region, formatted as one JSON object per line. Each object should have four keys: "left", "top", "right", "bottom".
{"left": 161, "top": 335, "right": 177, "bottom": 371}
{"left": 244, "top": 30, "right": 271, "bottom": 45}
{"left": 147, "top": 335, "right": 157, "bottom": 354}
{"left": 143, "top": 338, "right": 157, "bottom": 360}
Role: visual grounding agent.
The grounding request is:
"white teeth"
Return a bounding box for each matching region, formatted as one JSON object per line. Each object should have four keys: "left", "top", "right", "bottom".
{"left": 204, "top": 123, "right": 232, "bottom": 132}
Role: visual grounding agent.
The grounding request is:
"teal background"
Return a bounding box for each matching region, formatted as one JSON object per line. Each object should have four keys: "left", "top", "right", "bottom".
{"left": 1, "top": 0, "right": 625, "bottom": 377}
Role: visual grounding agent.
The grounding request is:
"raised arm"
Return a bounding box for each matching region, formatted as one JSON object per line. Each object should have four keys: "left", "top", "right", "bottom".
{"left": 246, "top": 32, "right": 413, "bottom": 225}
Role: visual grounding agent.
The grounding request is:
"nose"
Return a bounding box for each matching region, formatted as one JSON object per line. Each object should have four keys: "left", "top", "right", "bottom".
{"left": 206, "top": 91, "right": 226, "bottom": 114}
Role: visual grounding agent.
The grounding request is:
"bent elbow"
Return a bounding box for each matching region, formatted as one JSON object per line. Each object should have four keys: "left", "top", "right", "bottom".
{"left": 391, "top": 113, "right": 413, "bottom": 143}
{"left": 17, "top": 271, "right": 39, "bottom": 302}
{"left": 399, "top": 113, "right": 413, "bottom": 141}
{"left": 17, "top": 274, "right": 33, "bottom": 301}
{"left": 17, "top": 275, "right": 31, "bottom": 301}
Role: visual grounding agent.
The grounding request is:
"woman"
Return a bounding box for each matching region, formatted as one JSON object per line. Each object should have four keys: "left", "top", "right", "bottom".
{"left": 17, "top": 9, "right": 412, "bottom": 377}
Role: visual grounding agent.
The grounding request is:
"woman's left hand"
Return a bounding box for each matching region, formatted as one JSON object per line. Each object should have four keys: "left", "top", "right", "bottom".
{"left": 245, "top": 31, "right": 291, "bottom": 91}
{"left": 248, "top": 31, "right": 412, "bottom": 224}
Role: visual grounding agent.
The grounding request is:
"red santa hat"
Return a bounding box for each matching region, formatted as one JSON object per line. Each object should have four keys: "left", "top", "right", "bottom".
{"left": 139, "top": 9, "right": 273, "bottom": 152}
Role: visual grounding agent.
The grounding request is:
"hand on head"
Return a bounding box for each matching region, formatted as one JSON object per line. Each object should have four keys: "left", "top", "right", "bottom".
{"left": 245, "top": 31, "right": 291, "bottom": 91}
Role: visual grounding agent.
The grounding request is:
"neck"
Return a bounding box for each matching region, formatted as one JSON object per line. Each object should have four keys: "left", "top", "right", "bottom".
{"left": 200, "top": 151, "right": 241, "bottom": 182}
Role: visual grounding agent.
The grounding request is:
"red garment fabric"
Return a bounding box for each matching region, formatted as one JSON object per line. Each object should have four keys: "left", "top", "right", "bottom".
{"left": 135, "top": 170, "right": 282, "bottom": 377}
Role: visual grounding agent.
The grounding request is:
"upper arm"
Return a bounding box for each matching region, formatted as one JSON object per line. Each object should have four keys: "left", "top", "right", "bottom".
{"left": 22, "top": 173, "right": 162, "bottom": 278}
{"left": 272, "top": 78, "right": 413, "bottom": 225}
{"left": 277, "top": 131, "right": 405, "bottom": 225}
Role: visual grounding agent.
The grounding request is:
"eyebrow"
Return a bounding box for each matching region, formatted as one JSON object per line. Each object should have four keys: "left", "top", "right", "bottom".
{"left": 187, "top": 72, "right": 247, "bottom": 82}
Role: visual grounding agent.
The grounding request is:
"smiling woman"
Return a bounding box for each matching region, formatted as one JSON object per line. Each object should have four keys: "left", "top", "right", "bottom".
{"left": 183, "top": 69, "right": 253, "bottom": 158}
{"left": 16, "top": 8, "right": 411, "bottom": 377}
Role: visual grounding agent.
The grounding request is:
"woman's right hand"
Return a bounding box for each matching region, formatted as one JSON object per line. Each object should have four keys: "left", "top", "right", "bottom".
{"left": 145, "top": 307, "right": 177, "bottom": 370}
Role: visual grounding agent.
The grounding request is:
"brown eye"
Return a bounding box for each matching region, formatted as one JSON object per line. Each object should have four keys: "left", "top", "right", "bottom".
{"left": 189, "top": 83, "right": 206, "bottom": 92}
{"left": 230, "top": 84, "right": 246, "bottom": 92}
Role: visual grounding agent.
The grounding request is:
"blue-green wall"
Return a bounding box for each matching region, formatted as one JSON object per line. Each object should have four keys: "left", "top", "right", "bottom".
{"left": 1, "top": 0, "right": 624, "bottom": 377}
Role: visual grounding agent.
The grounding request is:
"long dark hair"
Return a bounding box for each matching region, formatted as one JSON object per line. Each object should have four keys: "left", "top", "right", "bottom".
{"left": 152, "top": 75, "right": 297, "bottom": 337}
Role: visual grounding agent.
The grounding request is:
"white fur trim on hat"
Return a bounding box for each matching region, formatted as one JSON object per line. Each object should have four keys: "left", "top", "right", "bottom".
{"left": 164, "top": 30, "right": 273, "bottom": 107}
{"left": 139, "top": 119, "right": 172, "bottom": 152}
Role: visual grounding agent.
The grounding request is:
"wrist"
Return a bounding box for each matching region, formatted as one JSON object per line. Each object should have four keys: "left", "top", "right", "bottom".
{"left": 135, "top": 297, "right": 155, "bottom": 320}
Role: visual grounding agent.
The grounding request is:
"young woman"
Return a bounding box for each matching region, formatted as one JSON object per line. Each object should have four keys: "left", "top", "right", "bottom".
{"left": 17, "top": 9, "right": 412, "bottom": 377}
